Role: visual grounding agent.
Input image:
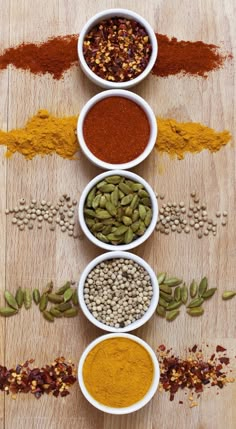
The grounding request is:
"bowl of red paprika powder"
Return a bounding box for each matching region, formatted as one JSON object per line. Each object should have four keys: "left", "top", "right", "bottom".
{"left": 78, "top": 9, "right": 158, "bottom": 89}
{"left": 78, "top": 170, "right": 158, "bottom": 251}
{"left": 77, "top": 89, "right": 157, "bottom": 170}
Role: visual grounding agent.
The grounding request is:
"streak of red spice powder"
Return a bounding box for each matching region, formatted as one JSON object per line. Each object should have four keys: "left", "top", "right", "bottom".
{"left": 0, "top": 33, "right": 232, "bottom": 79}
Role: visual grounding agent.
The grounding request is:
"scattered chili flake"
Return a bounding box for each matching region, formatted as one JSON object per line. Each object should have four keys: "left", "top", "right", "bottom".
{"left": 0, "top": 357, "right": 76, "bottom": 399}
{"left": 83, "top": 17, "right": 152, "bottom": 82}
{"left": 157, "top": 345, "right": 235, "bottom": 406}
{"left": 216, "top": 345, "right": 226, "bottom": 352}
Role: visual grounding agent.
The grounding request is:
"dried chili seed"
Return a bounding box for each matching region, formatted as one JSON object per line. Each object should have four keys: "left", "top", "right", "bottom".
{"left": 83, "top": 17, "right": 152, "bottom": 82}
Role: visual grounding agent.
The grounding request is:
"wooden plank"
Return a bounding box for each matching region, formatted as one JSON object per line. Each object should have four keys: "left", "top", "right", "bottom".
{"left": 0, "top": 0, "right": 235, "bottom": 428}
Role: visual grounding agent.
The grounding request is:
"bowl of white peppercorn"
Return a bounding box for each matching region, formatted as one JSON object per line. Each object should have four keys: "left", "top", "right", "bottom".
{"left": 79, "top": 170, "right": 158, "bottom": 251}
{"left": 78, "top": 251, "right": 159, "bottom": 332}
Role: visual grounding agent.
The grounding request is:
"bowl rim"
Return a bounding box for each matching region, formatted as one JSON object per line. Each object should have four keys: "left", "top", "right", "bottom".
{"left": 77, "top": 8, "right": 158, "bottom": 89}
{"left": 78, "top": 250, "right": 159, "bottom": 333}
{"left": 77, "top": 89, "right": 158, "bottom": 170}
{"left": 78, "top": 332, "right": 160, "bottom": 414}
{"left": 78, "top": 169, "right": 158, "bottom": 251}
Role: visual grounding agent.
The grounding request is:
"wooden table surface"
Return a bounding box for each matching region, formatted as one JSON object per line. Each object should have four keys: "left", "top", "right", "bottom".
{"left": 0, "top": 0, "right": 235, "bottom": 428}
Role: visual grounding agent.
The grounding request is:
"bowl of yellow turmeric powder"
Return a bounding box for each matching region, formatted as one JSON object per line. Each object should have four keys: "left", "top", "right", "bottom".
{"left": 78, "top": 333, "right": 160, "bottom": 414}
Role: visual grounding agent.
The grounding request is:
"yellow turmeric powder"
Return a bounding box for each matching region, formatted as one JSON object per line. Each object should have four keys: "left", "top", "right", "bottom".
{"left": 0, "top": 110, "right": 231, "bottom": 160}
{"left": 0, "top": 110, "right": 78, "bottom": 159}
{"left": 157, "top": 117, "right": 231, "bottom": 159}
{"left": 82, "top": 337, "right": 154, "bottom": 408}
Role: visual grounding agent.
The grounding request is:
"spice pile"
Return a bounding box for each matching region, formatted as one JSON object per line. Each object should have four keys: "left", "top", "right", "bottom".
{"left": 83, "top": 18, "right": 152, "bottom": 82}
{"left": 84, "top": 175, "right": 152, "bottom": 245}
{"left": 156, "top": 273, "right": 216, "bottom": 321}
{"left": 0, "top": 32, "right": 231, "bottom": 80}
{"left": 5, "top": 194, "right": 80, "bottom": 238}
{"left": 0, "top": 281, "right": 79, "bottom": 322}
{"left": 155, "top": 192, "right": 228, "bottom": 238}
{"left": 83, "top": 96, "right": 150, "bottom": 164}
{"left": 156, "top": 117, "right": 231, "bottom": 159}
{"left": 84, "top": 258, "right": 153, "bottom": 328}
{"left": 157, "top": 344, "right": 235, "bottom": 406}
{"left": 0, "top": 357, "right": 76, "bottom": 399}
{"left": 83, "top": 337, "right": 154, "bottom": 407}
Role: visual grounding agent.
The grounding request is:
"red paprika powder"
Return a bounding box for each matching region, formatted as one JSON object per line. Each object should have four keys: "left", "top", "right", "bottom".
{"left": 82, "top": 96, "right": 150, "bottom": 164}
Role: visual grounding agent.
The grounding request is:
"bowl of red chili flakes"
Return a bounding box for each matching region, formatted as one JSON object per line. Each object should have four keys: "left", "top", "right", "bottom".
{"left": 78, "top": 8, "right": 158, "bottom": 89}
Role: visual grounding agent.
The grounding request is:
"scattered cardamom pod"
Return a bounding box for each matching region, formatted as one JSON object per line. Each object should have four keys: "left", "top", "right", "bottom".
{"left": 15, "top": 287, "right": 24, "bottom": 308}
{"left": 33, "top": 288, "right": 40, "bottom": 305}
{"left": 50, "top": 307, "right": 63, "bottom": 318}
{"left": 39, "top": 293, "right": 48, "bottom": 312}
{"left": 166, "top": 310, "right": 180, "bottom": 321}
{"left": 43, "top": 310, "right": 54, "bottom": 322}
{"left": 0, "top": 306, "right": 18, "bottom": 317}
{"left": 157, "top": 272, "right": 166, "bottom": 285}
{"left": 187, "top": 307, "right": 204, "bottom": 317}
{"left": 181, "top": 284, "right": 188, "bottom": 304}
{"left": 48, "top": 293, "right": 64, "bottom": 304}
{"left": 222, "top": 291, "right": 236, "bottom": 300}
{"left": 56, "top": 302, "right": 72, "bottom": 312}
{"left": 63, "top": 288, "right": 73, "bottom": 302}
{"left": 159, "top": 297, "right": 169, "bottom": 308}
{"left": 166, "top": 301, "right": 182, "bottom": 311}
{"left": 63, "top": 308, "right": 79, "bottom": 317}
{"left": 156, "top": 305, "right": 166, "bottom": 317}
{"left": 190, "top": 280, "right": 198, "bottom": 298}
{"left": 187, "top": 297, "right": 204, "bottom": 308}
{"left": 174, "top": 286, "right": 181, "bottom": 302}
{"left": 4, "top": 291, "right": 18, "bottom": 310}
{"left": 24, "top": 289, "right": 32, "bottom": 310}
{"left": 202, "top": 288, "right": 217, "bottom": 299}
{"left": 198, "top": 277, "right": 208, "bottom": 297}
{"left": 160, "top": 284, "right": 172, "bottom": 294}
{"left": 160, "top": 291, "right": 173, "bottom": 303}
{"left": 72, "top": 290, "right": 79, "bottom": 306}
{"left": 163, "top": 277, "right": 182, "bottom": 287}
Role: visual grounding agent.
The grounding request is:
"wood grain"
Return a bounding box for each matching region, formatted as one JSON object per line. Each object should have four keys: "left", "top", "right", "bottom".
{"left": 0, "top": 0, "right": 235, "bottom": 428}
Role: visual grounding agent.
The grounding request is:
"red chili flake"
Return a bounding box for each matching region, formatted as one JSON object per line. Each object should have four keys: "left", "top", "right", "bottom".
{"left": 179, "top": 401, "right": 183, "bottom": 404}
{"left": 0, "top": 357, "right": 76, "bottom": 399}
{"left": 192, "top": 345, "right": 197, "bottom": 353}
{"left": 216, "top": 345, "right": 226, "bottom": 352}
{"left": 219, "top": 357, "right": 230, "bottom": 365}
{"left": 158, "top": 344, "right": 166, "bottom": 352}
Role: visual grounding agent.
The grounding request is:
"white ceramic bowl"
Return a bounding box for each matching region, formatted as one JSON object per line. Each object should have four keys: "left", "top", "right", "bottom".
{"left": 78, "top": 332, "right": 160, "bottom": 414}
{"left": 77, "top": 89, "right": 157, "bottom": 170}
{"left": 78, "top": 170, "right": 158, "bottom": 251}
{"left": 78, "top": 8, "right": 158, "bottom": 89}
{"left": 78, "top": 251, "right": 159, "bottom": 333}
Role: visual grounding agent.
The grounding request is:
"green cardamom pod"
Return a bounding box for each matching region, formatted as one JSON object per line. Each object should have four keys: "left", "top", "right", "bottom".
{"left": 4, "top": 291, "right": 18, "bottom": 310}
{"left": 105, "top": 201, "right": 117, "bottom": 217}
{"left": 110, "top": 187, "right": 119, "bottom": 207}
{"left": 160, "top": 291, "right": 174, "bottom": 303}
{"left": 63, "top": 308, "right": 79, "bottom": 317}
{"left": 138, "top": 189, "right": 149, "bottom": 198}
{"left": 39, "top": 293, "right": 48, "bottom": 312}
{"left": 118, "top": 182, "right": 132, "bottom": 195}
{"left": 174, "top": 286, "right": 181, "bottom": 302}
{"left": 105, "top": 175, "right": 121, "bottom": 185}
{"left": 122, "top": 216, "right": 132, "bottom": 226}
{"left": 144, "top": 211, "right": 152, "bottom": 227}
{"left": 50, "top": 307, "right": 63, "bottom": 318}
{"left": 92, "top": 194, "right": 101, "bottom": 210}
{"left": 138, "top": 204, "right": 146, "bottom": 220}
{"left": 222, "top": 291, "right": 236, "bottom": 300}
{"left": 99, "top": 195, "right": 107, "bottom": 208}
{"left": 157, "top": 272, "right": 166, "bottom": 285}
{"left": 98, "top": 184, "right": 115, "bottom": 193}
{"left": 56, "top": 281, "right": 71, "bottom": 295}
{"left": 198, "top": 277, "right": 208, "bottom": 297}
{"left": 187, "top": 307, "right": 204, "bottom": 317}
{"left": 96, "top": 232, "right": 109, "bottom": 243}
{"left": 132, "top": 210, "right": 139, "bottom": 222}
{"left": 159, "top": 297, "right": 168, "bottom": 308}
{"left": 187, "top": 297, "right": 204, "bottom": 308}
{"left": 33, "top": 289, "right": 40, "bottom": 305}
{"left": 15, "top": 287, "right": 24, "bottom": 308}
{"left": 84, "top": 208, "right": 97, "bottom": 218}
{"left": 181, "top": 284, "right": 188, "bottom": 304}
{"left": 43, "top": 310, "right": 54, "bottom": 322}
{"left": 56, "top": 302, "right": 72, "bottom": 312}
{"left": 121, "top": 194, "right": 133, "bottom": 206}
{"left": 166, "top": 310, "right": 180, "bottom": 321}
{"left": 202, "top": 288, "right": 217, "bottom": 299}
{"left": 190, "top": 280, "right": 198, "bottom": 298}
{"left": 101, "top": 225, "right": 112, "bottom": 235}
{"left": 131, "top": 183, "right": 143, "bottom": 191}
{"left": 160, "top": 284, "right": 172, "bottom": 294}
{"left": 85, "top": 217, "right": 95, "bottom": 227}
{"left": 24, "top": 289, "right": 32, "bottom": 310}
{"left": 0, "top": 306, "right": 18, "bottom": 317}
{"left": 131, "top": 221, "right": 140, "bottom": 233}
{"left": 114, "top": 225, "right": 129, "bottom": 236}
{"left": 72, "top": 290, "right": 79, "bottom": 306}
{"left": 156, "top": 305, "right": 166, "bottom": 317}
{"left": 164, "top": 277, "right": 182, "bottom": 287}
{"left": 64, "top": 288, "right": 73, "bottom": 302}
{"left": 96, "top": 180, "right": 108, "bottom": 189}
{"left": 166, "top": 301, "right": 182, "bottom": 311}
{"left": 48, "top": 293, "right": 64, "bottom": 304}
{"left": 86, "top": 187, "right": 96, "bottom": 208}
{"left": 124, "top": 227, "right": 134, "bottom": 244}
{"left": 95, "top": 210, "right": 112, "bottom": 220}
{"left": 141, "top": 197, "right": 151, "bottom": 207}
{"left": 92, "top": 222, "right": 104, "bottom": 232}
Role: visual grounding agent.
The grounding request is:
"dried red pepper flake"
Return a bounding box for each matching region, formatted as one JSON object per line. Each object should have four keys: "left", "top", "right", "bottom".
{"left": 83, "top": 17, "right": 152, "bottom": 82}
{"left": 0, "top": 357, "right": 76, "bottom": 399}
{"left": 216, "top": 345, "right": 227, "bottom": 352}
{"left": 157, "top": 345, "right": 235, "bottom": 406}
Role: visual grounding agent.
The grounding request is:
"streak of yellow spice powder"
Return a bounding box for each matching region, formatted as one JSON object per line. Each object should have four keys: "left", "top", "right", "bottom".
{"left": 156, "top": 117, "right": 231, "bottom": 159}
{"left": 0, "top": 110, "right": 79, "bottom": 159}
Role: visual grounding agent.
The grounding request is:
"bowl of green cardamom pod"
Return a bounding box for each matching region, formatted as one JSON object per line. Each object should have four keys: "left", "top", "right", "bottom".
{"left": 78, "top": 170, "right": 158, "bottom": 251}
